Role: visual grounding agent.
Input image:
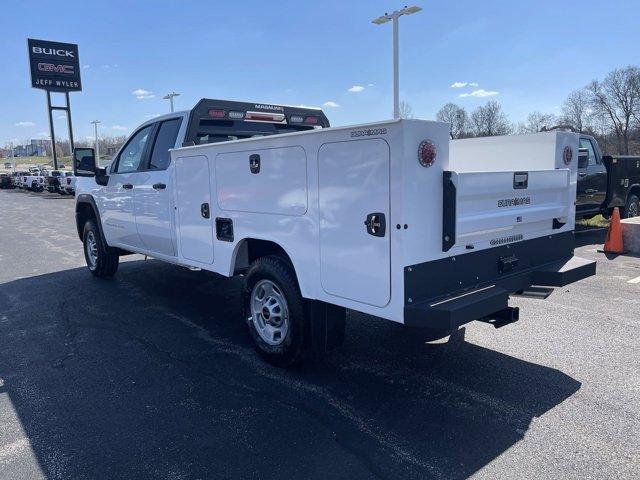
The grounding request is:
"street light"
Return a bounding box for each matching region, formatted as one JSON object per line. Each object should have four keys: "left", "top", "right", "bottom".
{"left": 372, "top": 5, "right": 422, "bottom": 119}
{"left": 163, "top": 92, "right": 181, "bottom": 112}
{"left": 91, "top": 120, "right": 101, "bottom": 163}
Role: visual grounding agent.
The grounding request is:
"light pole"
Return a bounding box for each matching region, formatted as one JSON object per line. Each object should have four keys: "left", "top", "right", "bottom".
{"left": 163, "top": 92, "right": 180, "bottom": 112}
{"left": 372, "top": 5, "right": 422, "bottom": 119}
{"left": 91, "top": 120, "right": 101, "bottom": 163}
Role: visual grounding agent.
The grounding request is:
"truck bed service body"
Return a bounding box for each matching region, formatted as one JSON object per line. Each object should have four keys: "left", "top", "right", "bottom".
{"left": 74, "top": 99, "right": 595, "bottom": 365}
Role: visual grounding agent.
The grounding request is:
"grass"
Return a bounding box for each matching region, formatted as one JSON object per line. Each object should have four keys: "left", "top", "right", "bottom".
{"left": 1, "top": 156, "right": 72, "bottom": 168}
{"left": 576, "top": 214, "right": 610, "bottom": 229}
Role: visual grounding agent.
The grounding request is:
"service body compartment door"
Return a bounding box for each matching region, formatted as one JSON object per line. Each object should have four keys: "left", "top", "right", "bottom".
{"left": 318, "top": 138, "right": 391, "bottom": 307}
{"left": 175, "top": 155, "right": 214, "bottom": 264}
{"left": 216, "top": 146, "right": 307, "bottom": 216}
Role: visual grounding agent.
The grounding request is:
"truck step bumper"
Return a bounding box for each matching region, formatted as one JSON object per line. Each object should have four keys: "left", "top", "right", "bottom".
{"left": 405, "top": 285, "right": 509, "bottom": 330}
{"left": 531, "top": 256, "right": 596, "bottom": 286}
{"left": 404, "top": 254, "right": 596, "bottom": 330}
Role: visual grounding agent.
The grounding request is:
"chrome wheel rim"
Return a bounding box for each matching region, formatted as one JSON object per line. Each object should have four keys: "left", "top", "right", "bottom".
{"left": 86, "top": 231, "right": 98, "bottom": 269}
{"left": 628, "top": 202, "right": 638, "bottom": 218}
{"left": 249, "top": 279, "right": 289, "bottom": 346}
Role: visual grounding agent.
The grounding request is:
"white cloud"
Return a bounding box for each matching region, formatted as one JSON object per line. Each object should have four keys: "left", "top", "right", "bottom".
{"left": 367, "top": 83, "right": 375, "bottom": 87}
{"left": 323, "top": 101, "right": 340, "bottom": 108}
{"left": 82, "top": 65, "right": 90, "bottom": 69}
{"left": 348, "top": 85, "right": 365, "bottom": 93}
{"left": 132, "top": 88, "right": 155, "bottom": 100}
{"left": 15, "top": 121, "right": 35, "bottom": 127}
{"left": 101, "top": 64, "right": 110, "bottom": 69}
{"left": 459, "top": 89, "right": 499, "bottom": 98}
{"left": 144, "top": 113, "right": 161, "bottom": 119}
{"left": 37, "top": 131, "right": 50, "bottom": 137}
{"left": 111, "top": 125, "right": 127, "bottom": 131}
{"left": 57, "top": 114, "right": 66, "bottom": 119}
{"left": 450, "top": 81, "right": 479, "bottom": 89}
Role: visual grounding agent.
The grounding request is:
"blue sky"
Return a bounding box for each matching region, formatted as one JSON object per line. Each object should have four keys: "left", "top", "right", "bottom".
{"left": 2, "top": 0, "right": 639, "bottom": 146}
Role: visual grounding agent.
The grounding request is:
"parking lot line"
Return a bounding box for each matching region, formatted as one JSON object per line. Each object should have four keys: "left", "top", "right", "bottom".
{"left": 627, "top": 275, "right": 640, "bottom": 284}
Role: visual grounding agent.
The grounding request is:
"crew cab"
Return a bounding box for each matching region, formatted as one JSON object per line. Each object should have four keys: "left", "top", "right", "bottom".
{"left": 60, "top": 172, "right": 75, "bottom": 195}
{"left": 22, "top": 169, "right": 44, "bottom": 192}
{"left": 13, "top": 171, "right": 28, "bottom": 189}
{"left": 73, "top": 99, "right": 596, "bottom": 366}
{"left": 44, "top": 170, "right": 64, "bottom": 193}
{"left": 0, "top": 173, "right": 13, "bottom": 189}
{"left": 575, "top": 135, "right": 640, "bottom": 219}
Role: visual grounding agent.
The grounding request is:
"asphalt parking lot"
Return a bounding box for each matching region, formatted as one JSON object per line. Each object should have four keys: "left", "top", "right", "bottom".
{"left": 0, "top": 189, "right": 638, "bottom": 480}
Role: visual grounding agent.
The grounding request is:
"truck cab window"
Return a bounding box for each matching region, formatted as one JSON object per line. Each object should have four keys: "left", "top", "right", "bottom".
{"left": 149, "top": 118, "right": 182, "bottom": 170}
{"left": 115, "top": 125, "right": 153, "bottom": 173}
{"left": 579, "top": 138, "right": 598, "bottom": 166}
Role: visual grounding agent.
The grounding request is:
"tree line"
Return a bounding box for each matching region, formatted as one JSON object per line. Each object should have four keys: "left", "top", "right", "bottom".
{"left": 432, "top": 65, "right": 640, "bottom": 155}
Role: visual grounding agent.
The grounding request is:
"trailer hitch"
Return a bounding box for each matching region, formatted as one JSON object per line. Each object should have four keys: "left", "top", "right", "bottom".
{"left": 479, "top": 306, "right": 520, "bottom": 328}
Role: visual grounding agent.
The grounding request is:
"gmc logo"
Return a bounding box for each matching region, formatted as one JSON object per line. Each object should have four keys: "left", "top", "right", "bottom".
{"left": 38, "top": 63, "right": 75, "bottom": 74}
{"left": 32, "top": 46, "right": 75, "bottom": 57}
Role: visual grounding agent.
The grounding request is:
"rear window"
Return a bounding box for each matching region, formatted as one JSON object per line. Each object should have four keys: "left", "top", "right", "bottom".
{"left": 194, "top": 119, "right": 313, "bottom": 145}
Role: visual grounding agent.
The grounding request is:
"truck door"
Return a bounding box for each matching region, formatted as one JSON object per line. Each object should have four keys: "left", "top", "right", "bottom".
{"left": 134, "top": 118, "right": 182, "bottom": 257}
{"left": 577, "top": 137, "right": 607, "bottom": 214}
{"left": 318, "top": 138, "right": 391, "bottom": 307}
{"left": 101, "top": 125, "right": 153, "bottom": 249}
{"left": 174, "top": 155, "right": 214, "bottom": 264}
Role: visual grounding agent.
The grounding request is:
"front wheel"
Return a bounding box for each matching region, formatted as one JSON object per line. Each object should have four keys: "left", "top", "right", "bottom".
{"left": 83, "top": 219, "right": 119, "bottom": 277}
{"left": 623, "top": 194, "right": 639, "bottom": 219}
{"left": 242, "top": 256, "right": 307, "bottom": 366}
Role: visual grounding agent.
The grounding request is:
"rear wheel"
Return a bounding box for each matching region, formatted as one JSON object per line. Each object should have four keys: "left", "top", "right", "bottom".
{"left": 83, "top": 219, "right": 119, "bottom": 278}
{"left": 242, "top": 256, "right": 307, "bottom": 366}
{"left": 623, "top": 194, "right": 639, "bottom": 219}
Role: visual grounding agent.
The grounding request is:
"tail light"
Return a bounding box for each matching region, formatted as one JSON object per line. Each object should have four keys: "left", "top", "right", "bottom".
{"left": 208, "top": 109, "right": 226, "bottom": 118}
{"left": 303, "top": 116, "right": 319, "bottom": 125}
{"left": 228, "top": 111, "right": 245, "bottom": 119}
{"left": 418, "top": 140, "right": 436, "bottom": 167}
{"left": 244, "top": 111, "right": 286, "bottom": 123}
{"left": 289, "top": 115, "right": 304, "bottom": 123}
{"left": 563, "top": 146, "right": 573, "bottom": 165}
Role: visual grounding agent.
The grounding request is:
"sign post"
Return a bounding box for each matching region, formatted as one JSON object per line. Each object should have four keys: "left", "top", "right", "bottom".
{"left": 27, "top": 38, "right": 82, "bottom": 169}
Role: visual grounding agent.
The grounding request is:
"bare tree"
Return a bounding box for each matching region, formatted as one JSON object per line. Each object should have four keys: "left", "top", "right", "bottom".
{"left": 561, "top": 89, "right": 591, "bottom": 133}
{"left": 587, "top": 66, "right": 640, "bottom": 154}
{"left": 399, "top": 101, "right": 414, "bottom": 119}
{"left": 470, "top": 100, "right": 512, "bottom": 137}
{"left": 517, "top": 111, "right": 557, "bottom": 134}
{"left": 436, "top": 103, "right": 469, "bottom": 139}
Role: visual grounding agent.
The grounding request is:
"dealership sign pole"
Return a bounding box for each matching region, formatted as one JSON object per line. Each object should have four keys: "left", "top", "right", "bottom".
{"left": 27, "top": 39, "right": 82, "bottom": 169}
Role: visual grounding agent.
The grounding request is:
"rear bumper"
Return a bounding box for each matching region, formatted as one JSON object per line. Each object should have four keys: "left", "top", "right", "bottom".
{"left": 403, "top": 232, "right": 596, "bottom": 330}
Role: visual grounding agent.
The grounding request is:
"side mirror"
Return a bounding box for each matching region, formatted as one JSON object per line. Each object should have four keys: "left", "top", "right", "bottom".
{"left": 578, "top": 148, "right": 589, "bottom": 169}
{"left": 73, "top": 148, "right": 96, "bottom": 177}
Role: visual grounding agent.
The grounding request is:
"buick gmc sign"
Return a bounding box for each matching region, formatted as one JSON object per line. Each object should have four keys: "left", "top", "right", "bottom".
{"left": 28, "top": 38, "right": 81, "bottom": 92}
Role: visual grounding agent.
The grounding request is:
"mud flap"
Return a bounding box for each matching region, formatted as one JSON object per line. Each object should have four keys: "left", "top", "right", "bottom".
{"left": 306, "top": 300, "right": 346, "bottom": 358}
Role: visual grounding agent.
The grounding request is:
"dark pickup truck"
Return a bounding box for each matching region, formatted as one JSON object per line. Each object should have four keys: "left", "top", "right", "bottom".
{"left": 577, "top": 135, "right": 640, "bottom": 219}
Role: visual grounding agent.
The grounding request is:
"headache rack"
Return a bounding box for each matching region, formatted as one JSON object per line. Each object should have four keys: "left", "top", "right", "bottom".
{"left": 183, "top": 98, "right": 330, "bottom": 147}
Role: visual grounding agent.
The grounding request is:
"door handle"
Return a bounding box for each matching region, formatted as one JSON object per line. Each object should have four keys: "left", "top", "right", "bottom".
{"left": 122, "top": 183, "right": 133, "bottom": 189}
{"left": 152, "top": 183, "right": 166, "bottom": 190}
{"left": 364, "top": 212, "right": 386, "bottom": 237}
{"left": 201, "top": 203, "right": 210, "bottom": 219}
{"left": 578, "top": 172, "right": 587, "bottom": 177}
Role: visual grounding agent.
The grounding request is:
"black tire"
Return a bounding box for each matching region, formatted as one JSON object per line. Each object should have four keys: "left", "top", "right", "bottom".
{"left": 82, "top": 219, "right": 119, "bottom": 278}
{"left": 242, "top": 255, "right": 307, "bottom": 366}
{"left": 623, "top": 194, "right": 639, "bottom": 219}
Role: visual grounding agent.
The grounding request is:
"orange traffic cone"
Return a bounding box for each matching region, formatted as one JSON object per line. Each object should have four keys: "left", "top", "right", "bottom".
{"left": 602, "top": 207, "right": 625, "bottom": 254}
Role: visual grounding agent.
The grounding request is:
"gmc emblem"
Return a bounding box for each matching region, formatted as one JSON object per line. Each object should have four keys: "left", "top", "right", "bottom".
{"left": 37, "top": 63, "right": 74, "bottom": 74}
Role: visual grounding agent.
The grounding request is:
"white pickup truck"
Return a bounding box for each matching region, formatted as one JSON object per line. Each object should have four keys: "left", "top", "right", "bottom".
{"left": 21, "top": 169, "right": 44, "bottom": 192}
{"left": 74, "top": 99, "right": 596, "bottom": 365}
